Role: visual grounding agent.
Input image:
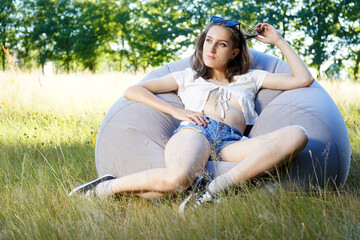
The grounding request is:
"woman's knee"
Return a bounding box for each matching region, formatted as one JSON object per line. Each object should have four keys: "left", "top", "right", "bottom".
{"left": 157, "top": 170, "right": 191, "bottom": 193}
{"left": 285, "top": 125, "right": 309, "bottom": 149}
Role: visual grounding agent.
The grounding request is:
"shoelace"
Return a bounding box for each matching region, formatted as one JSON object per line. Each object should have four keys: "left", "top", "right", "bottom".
{"left": 84, "top": 189, "right": 96, "bottom": 199}
{"left": 195, "top": 191, "right": 213, "bottom": 206}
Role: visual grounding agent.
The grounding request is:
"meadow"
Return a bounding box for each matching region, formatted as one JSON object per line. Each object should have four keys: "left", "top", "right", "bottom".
{"left": 0, "top": 71, "right": 360, "bottom": 239}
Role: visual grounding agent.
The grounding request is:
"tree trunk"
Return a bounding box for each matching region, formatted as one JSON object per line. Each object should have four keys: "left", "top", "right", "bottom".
{"left": 65, "top": 50, "right": 71, "bottom": 74}
{"left": 119, "top": 55, "right": 122, "bottom": 72}
{"left": 317, "top": 65, "right": 321, "bottom": 78}
{"left": 1, "top": 43, "right": 5, "bottom": 71}
{"left": 120, "top": 37, "right": 125, "bottom": 72}
{"left": 129, "top": 45, "right": 138, "bottom": 73}
{"left": 89, "top": 63, "right": 96, "bottom": 74}
{"left": 66, "top": 60, "right": 70, "bottom": 74}
{"left": 132, "top": 59, "right": 138, "bottom": 73}
{"left": 354, "top": 51, "right": 360, "bottom": 81}
{"left": 2, "top": 51, "right": 4, "bottom": 71}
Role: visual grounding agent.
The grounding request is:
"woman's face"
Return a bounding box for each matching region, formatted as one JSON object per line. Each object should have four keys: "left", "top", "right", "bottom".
{"left": 202, "top": 25, "right": 239, "bottom": 72}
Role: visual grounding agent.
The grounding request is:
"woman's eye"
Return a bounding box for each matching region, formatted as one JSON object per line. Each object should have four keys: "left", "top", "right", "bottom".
{"left": 220, "top": 43, "right": 227, "bottom": 47}
{"left": 206, "top": 39, "right": 212, "bottom": 43}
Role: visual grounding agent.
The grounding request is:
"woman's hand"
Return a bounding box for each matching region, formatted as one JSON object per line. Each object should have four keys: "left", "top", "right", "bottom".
{"left": 171, "top": 108, "right": 209, "bottom": 126}
{"left": 256, "top": 23, "right": 314, "bottom": 90}
{"left": 254, "top": 23, "right": 283, "bottom": 46}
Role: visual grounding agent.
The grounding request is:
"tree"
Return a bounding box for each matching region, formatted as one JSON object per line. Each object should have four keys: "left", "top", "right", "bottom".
{"left": 16, "top": 0, "right": 36, "bottom": 71}
{"left": 298, "top": 0, "right": 338, "bottom": 75}
{"left": 2, "top": 0, "right": 356, "bottom": 77}
{"left": 0, "top": 0, "right": 16, "bottom": 70}
{"left": 31, "top": 0, "right": 58, "bottom": 74}
{"left": 111, "top": 0, "right": 206, "bottom": 72}
{"left": 252, "top": 0, "right": 298, "bottom": 58}
{"left": 72, "top": 0, "right": 115, "bottom": 73}
{"left": 52, "top": 0, "right": 77, "bottom": 73}
{"left": 335, "top": 0, "right": 360, "bottom": 81}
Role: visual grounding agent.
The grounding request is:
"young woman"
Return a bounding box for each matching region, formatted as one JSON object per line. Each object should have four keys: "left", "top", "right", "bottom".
{"left": 69, "top": 16, "right": 313, "bottom": 205}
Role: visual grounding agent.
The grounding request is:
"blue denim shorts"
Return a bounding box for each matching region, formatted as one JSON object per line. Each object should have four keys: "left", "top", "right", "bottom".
{"left": 173, "top": 116, "right": 245, "bottom": 153}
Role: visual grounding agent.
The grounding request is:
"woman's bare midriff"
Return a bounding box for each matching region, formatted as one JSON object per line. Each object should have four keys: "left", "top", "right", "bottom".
{"left": 203, "top": 89, "right": 247, "bottom": 134}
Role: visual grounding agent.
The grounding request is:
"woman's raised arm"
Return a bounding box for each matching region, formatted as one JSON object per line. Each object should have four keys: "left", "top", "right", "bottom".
{"left": 254, "top": 23, "right": 314, "bottom": 90}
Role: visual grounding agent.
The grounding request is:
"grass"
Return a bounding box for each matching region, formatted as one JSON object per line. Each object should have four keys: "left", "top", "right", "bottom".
{"left": 1, "top": 71, "right": 360, "bottom": 239}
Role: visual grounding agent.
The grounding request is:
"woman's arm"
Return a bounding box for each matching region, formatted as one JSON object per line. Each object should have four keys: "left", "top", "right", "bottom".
{"left": 124, "top": 74, "right": 179, "bottom": 115}
{"left": 254, "top": 23, "right": 314, "bottom": 90}
{"left": 124, "top": 74, "right": 208, "bottom": 126}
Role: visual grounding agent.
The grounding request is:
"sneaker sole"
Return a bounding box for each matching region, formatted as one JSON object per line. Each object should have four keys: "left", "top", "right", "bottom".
{"left": 178, "top": 177, "right": 210, "bottom": 213}
{"left": 69, "top": 174, "right": 116, "bottom": 197}
{"left": 178, "top": 193, "right": 194, "bottom": 213}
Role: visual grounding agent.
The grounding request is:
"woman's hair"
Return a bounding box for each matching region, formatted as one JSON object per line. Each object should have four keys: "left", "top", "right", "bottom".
{"left": 190, "top": 21, "right": 253, "bottom": 81}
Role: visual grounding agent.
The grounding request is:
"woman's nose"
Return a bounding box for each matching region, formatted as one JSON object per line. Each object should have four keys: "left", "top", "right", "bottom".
{"left": 210, "top": 44, "right": 216, "bottom": 53}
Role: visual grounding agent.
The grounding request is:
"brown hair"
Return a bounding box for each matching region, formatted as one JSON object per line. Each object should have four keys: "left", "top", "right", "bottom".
{"left": 190, "top": 21, "right": 253, "bottom": 82}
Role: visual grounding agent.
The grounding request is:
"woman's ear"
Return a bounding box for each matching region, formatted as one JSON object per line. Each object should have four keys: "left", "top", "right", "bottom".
{"left": 231, "top": 48, "right": 240, "bottom": 59}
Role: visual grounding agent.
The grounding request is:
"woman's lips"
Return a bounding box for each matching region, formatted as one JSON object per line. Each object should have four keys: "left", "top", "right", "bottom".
{"left": 207, "top": 55, "right": 216, "bottom": 60}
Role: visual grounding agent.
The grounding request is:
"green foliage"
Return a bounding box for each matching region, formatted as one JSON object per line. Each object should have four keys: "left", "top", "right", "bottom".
{"left": 111, "top": 0, "right": 205, "bottom": 72}
{"left": 236, "top": 0, "right": 299, "bottom": 58}
{"left": 0, "top": 0, "right": 359, "bottom": 76}
{"left": 298, "top": 0, "right": 338, "bottom": 73}
{"left": 52, "top": 0, "right": 77, "bottom": 73}
{"left": 334, "top": 0, "right": 360, "bottom": 81}
{"left": 15, "top": 1, "right": 37, "bottom": 70}
{"left": 31, "top": 0, "right": 57, "bottom": 73}
{"left": 71, "top": 0, "right": 115, "bottom": 72}
{"left": 0, "top": 0, "right": 16, "bottom": 70}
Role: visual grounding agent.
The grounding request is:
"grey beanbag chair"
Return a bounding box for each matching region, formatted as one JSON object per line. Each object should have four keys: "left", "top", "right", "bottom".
{"left": 95, "top": 49, "right": 351, "bottom": 188}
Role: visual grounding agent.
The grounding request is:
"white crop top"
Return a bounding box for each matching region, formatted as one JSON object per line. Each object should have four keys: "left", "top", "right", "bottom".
{"left": 172, "top": 67, "right": 267, "bottom": 125}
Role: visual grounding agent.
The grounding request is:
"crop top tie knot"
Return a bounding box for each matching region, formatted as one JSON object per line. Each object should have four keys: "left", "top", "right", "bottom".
{"left": 218, "top": 87, "right": 231, "bottom": 119}
{"left": 171, "top": 68, "right": 267, "bottom": 125}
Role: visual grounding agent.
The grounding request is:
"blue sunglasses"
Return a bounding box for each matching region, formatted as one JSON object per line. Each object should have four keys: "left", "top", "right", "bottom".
{"left": 211, "top": 16, "right": 240, "bottom": 27}
{"left": 211, "top": 16, "right": 261, "bottom": 39}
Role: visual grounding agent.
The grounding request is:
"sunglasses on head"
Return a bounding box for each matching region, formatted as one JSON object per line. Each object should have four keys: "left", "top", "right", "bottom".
{"left": 210, "top": 16, "right": 260, "bottom": 39}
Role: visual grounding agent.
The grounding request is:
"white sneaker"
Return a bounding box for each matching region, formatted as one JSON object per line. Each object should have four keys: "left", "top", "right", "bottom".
{"left": 69, "top": 174, "right": 116, "bottom": 197}
{"left": 179, "top": 177, "right": 218, "bottom": 213}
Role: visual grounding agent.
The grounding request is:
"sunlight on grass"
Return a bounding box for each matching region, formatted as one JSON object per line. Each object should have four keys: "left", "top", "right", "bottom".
{"left": 1, "top": 72, "right": 360, "bottom": 239}
{"left": 318, "top": 79, "right": 360, "bottom": 106}
{"left": 0, "top": 71, "right": 146, "bottom": 113}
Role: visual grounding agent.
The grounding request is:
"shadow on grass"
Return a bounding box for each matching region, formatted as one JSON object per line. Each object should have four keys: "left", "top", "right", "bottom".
{"left": 1, "top": 140, "right": 360, "bottom": 239}
{"left": 0, "top": 140, "right": 97, "bottom": 191}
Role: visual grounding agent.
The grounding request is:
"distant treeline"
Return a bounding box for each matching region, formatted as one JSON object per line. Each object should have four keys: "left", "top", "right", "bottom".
{"left": 0, "top": 0, "right": 358, "bottom": 79}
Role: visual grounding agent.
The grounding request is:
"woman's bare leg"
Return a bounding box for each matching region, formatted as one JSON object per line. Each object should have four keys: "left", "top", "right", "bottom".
{"left": 110, "top": 128, "right": 211, "bottom": 197}
{"left": 210, "top": 125, "right": 308, "bottom": 191}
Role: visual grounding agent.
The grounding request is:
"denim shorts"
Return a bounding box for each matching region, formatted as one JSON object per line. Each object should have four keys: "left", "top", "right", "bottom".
{"left": 173, "top": 116, "right": 245, "bottom": 153}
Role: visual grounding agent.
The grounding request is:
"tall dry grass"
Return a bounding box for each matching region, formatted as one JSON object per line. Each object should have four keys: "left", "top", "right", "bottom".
{"left": 318, "top": 79, "right": 360, "bottom": 106}
{"left": 1, "top": 70, "right": 360, "bottom": 239}
{"left": 0, "top": 71, "right": 146, "bottom": 113}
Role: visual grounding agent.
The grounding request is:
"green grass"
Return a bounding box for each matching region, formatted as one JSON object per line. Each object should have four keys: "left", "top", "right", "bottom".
{"left": 1, "top": 73, "right": 360, "bottom": 239}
